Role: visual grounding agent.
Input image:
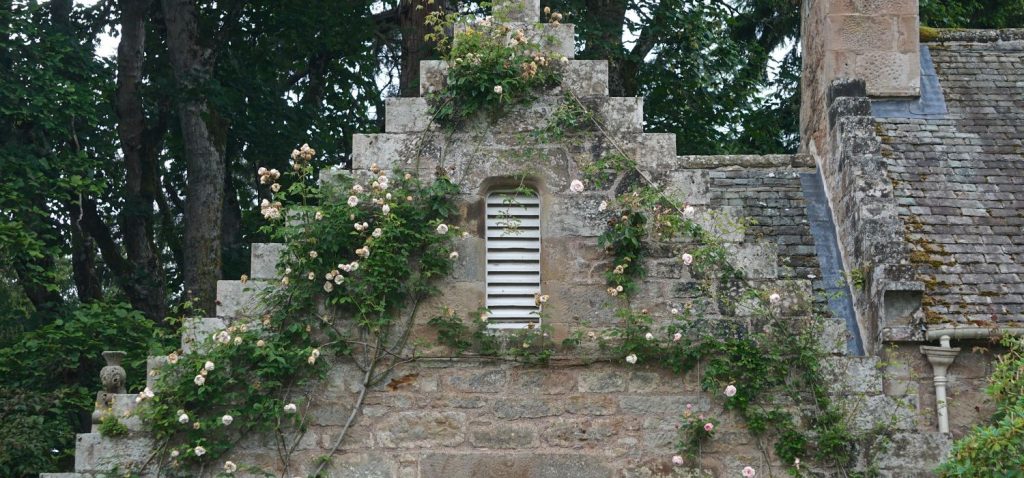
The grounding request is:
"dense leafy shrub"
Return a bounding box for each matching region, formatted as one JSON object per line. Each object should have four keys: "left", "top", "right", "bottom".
{"left": 0, "top": 301, "right": 156, "bottom": 477}
{"left": 940, "top": 336, "right": 1024, "bottom": 477}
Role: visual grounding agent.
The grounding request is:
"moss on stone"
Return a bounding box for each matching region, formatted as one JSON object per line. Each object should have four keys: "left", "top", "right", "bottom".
{"left": 919, "top": 26, "right": 941, "bottom": 43}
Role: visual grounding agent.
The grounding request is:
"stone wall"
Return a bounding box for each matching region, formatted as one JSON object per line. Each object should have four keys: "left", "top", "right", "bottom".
{"left": 50, "top": 2, "right": 988, "bottom": 477}
{"left": 800, "top": 0, "right": 921, "bottom": 156}
{"left": 58, "top": 80, "right": 950, "bottom": 478}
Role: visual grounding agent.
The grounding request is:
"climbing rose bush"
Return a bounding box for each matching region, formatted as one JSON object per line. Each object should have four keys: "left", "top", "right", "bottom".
{"left": 136, "top": 146, "right": 461, "bottom": 470}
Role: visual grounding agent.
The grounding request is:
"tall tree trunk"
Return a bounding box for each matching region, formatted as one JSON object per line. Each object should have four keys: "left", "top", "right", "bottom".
{"left": 162, "top": 0, "right": 225, "bottom": 315}
{"left": 398, "top": 0, "right": 443, "bottom": 97}
{"left": 114, "top": 0, "right": 168, "bottom": 322}
{"left": 69, "top": 203, "right": 103, "bottom": 303}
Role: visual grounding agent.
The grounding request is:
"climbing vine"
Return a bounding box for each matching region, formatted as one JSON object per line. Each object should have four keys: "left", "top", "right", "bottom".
{"left": 135, "top": 146, "right": 461, "bottom": 476}
{"left": 555, "top": 91, "right": 856, "bottom": 473}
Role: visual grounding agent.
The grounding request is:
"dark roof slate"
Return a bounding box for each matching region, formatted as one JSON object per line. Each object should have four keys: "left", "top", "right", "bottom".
{"left": 875, "top": 32, "right": 1024, "bottom": 325}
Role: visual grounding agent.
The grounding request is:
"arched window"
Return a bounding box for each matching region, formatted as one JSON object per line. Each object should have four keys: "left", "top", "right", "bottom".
{"left": 485, "top": 190, "right": 541, "bottom": 328}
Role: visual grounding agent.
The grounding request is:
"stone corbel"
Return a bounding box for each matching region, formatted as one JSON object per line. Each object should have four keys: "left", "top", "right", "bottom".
{"left": 920, "top": 335, "right": 960, "bottom": 434}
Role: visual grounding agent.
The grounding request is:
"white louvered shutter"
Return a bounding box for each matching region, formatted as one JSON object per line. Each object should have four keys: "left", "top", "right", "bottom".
{"left": 486, "top": 191, "right": 541, "bottom": 328}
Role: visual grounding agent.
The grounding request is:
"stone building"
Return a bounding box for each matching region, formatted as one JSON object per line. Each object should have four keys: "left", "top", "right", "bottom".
{"left": 50, "top": 0, "right": 1023, "bottom": 476}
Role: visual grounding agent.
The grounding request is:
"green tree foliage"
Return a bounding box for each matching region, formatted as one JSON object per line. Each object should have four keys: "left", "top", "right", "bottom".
{"left": 0, "top": 0, "right": 115, "bottom": 332}
{"left": 921, "top": 0, "right": 1024, "bottom": 28}
{"left": 0, "top": 301, "right": 157, "bottom": 477}
{"left": 550, "top": 0, "right": 802, "bottom": 154}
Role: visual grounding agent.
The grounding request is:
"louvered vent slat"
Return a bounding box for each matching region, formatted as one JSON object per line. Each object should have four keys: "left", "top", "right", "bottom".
{"left": 486, "top": 190, "right": 541, "bottom": 329}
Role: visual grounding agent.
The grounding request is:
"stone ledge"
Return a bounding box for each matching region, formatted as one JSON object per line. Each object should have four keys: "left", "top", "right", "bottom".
{"left": 75, "top": 433, "right": 154, "bottom": 473}
{"left": 676, "top": 154, "right": 815, "bottom": 169}
{"left": 215, "top": 280, "right": 274, "bottom": 319}
{"left": 925, "top": 28, "right": 1024, "bottom": 43}
{"left": 419, "top": 59, "right": 609, "bottom": 98}
{"left": 384, "top": 96, "right": 642, "bottom": 134}
{"left": 455, "top": 22, "right": 575, "bottom": 59}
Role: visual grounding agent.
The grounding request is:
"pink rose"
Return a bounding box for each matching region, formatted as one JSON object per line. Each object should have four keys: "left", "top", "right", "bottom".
{"left": 724, "top": 384, "right": 737, "bottom": 397}
{"left": 672, "top": 455, "right": 684, "bottom": 466}
{"left": 742, "top": 466, "right": 756, "bottom": 477}
{"left": 703, "top": 422, "right": 713, "bottom": 432}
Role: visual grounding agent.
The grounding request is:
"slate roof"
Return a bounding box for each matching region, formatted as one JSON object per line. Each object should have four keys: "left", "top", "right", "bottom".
{"left": 875, "top": 30, "right": 1024, "bottom": 325}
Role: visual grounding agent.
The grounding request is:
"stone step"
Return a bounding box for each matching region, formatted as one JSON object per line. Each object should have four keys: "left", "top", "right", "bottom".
{"left": 74, "top": 433, "right": 154, "bottom": 473}
{"left": 215, "top": 279, "right": 273, "bottom": 319}
{"left": 420, "top": 59, "right": 609, "bottom": 97}
{"left": 181, "top": 316, "right": 227, "bottom": 354}
{"left": 146, "top": 355, "right": 168, "bottom": 389}
{"left": 250, "top": 242, "right": 286, "bottom": 280}
{"left": 91, "top": 394, "right": 144, "bottom": 434}
{"left": 492, "top": 0, "right": 540, "bottom": 23}
{"left": 385, "top": 95, "right": 643, "bottom": 134}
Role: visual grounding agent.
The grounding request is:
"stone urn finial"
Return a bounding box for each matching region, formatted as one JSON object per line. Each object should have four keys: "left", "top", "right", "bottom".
{"left": 100, "top": 351, "right": 127, "bottom": 394}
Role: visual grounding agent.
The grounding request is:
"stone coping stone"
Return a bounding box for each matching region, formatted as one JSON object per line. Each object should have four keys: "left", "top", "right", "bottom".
{"left": 926, "top": 28, "right": 1024, "bottom": 43}
{"left": 677, "top": 154, "right": 815, "bottom": 169}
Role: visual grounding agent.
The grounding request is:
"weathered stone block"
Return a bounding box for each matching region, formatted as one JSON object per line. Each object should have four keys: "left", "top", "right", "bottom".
{"left": 445, "top": 368, "right": 507, "bottom": 393}
{"left": 419, "top": 453, "right": 616, "bottom": 478}
{"left": 377, "top": 411, "right": 466, "bottom": 448}
{"left": 823, "top": 356, "right": 883, "bottom": 394}
{"left": 564, "top": 394, "right": 619, "bottom": 415}
{"left": 869, "top": 432, "right": 952, "bottom": 471}
{"left": 145, "top": 356, "right": 167, "bottom": 390}
{"left": 642, "top": 416, "right": 680, "bottom": 450}
{"left": 562, "top": 60, "right": 609, "bottom": 96}
{"left": 855, "top": 51, "right": 920, "bottom": 96}
{"left": 511, "top": 368, "right": 577, "bottom": 394}
{"left": 384, "top": 97, "right": 433, "bottom": 133}
{"left": 659, "top": 170, "right": 710, "bottom": 205}
{"left": 831, "top": 0, "right": 917, "bottom": 15}
{"left": 469, "top": 422, "right": 539, "bottom": 448}
{"left": 578, "top": 369, "right": 627, "bottom": 392}
{"left": 598, "top": 97, "right": 644, "bottom": 132}
{"left": 322, "top": 453, "right": 396, "bottom": 478}
{"left": 493, "top": 397, "right": 565, "bottom": 419}
{"left": 215, "top": 280, "right": 273, "bottom": 319}
{"left": 250, "top": 242, "right": 285, "bottom": 280}
{"left": 730, "top": 243, "right": 779, "bottom": 279}
{"left": 180, "top": 317, "right": 225, "bottom": 354}
{"left": 544, "top": 417, "right": 621, "bottom": 448}
{"left": 420, "top": 60, "right": 448, "bottom": 96}
{"left": 828, "top": 15, "right": 896, "bottom": 52}
{"left": 844, "top": 394, "right": 918, "bottom": 431}
{"left": 108, "top": 394, "right": 143, "bottom": 432}
{"left": 75, "top": 433, "right": 154, "bottom": 473}
{"left": 350, "top": 133, "right": 439, "bottom": 172}
{"left": 547, "top": 193, "right": 613, "bottom": 237}
{"left": 492, "top": 0, "right": 540, "bottom": 23}
{"left": 620, "top": 395, "right": 701, "bottom": 416}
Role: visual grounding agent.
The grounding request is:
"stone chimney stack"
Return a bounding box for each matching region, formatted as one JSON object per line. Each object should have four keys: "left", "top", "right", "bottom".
{"left": 799, "top": 0, "right": 920, "bottom": 156}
